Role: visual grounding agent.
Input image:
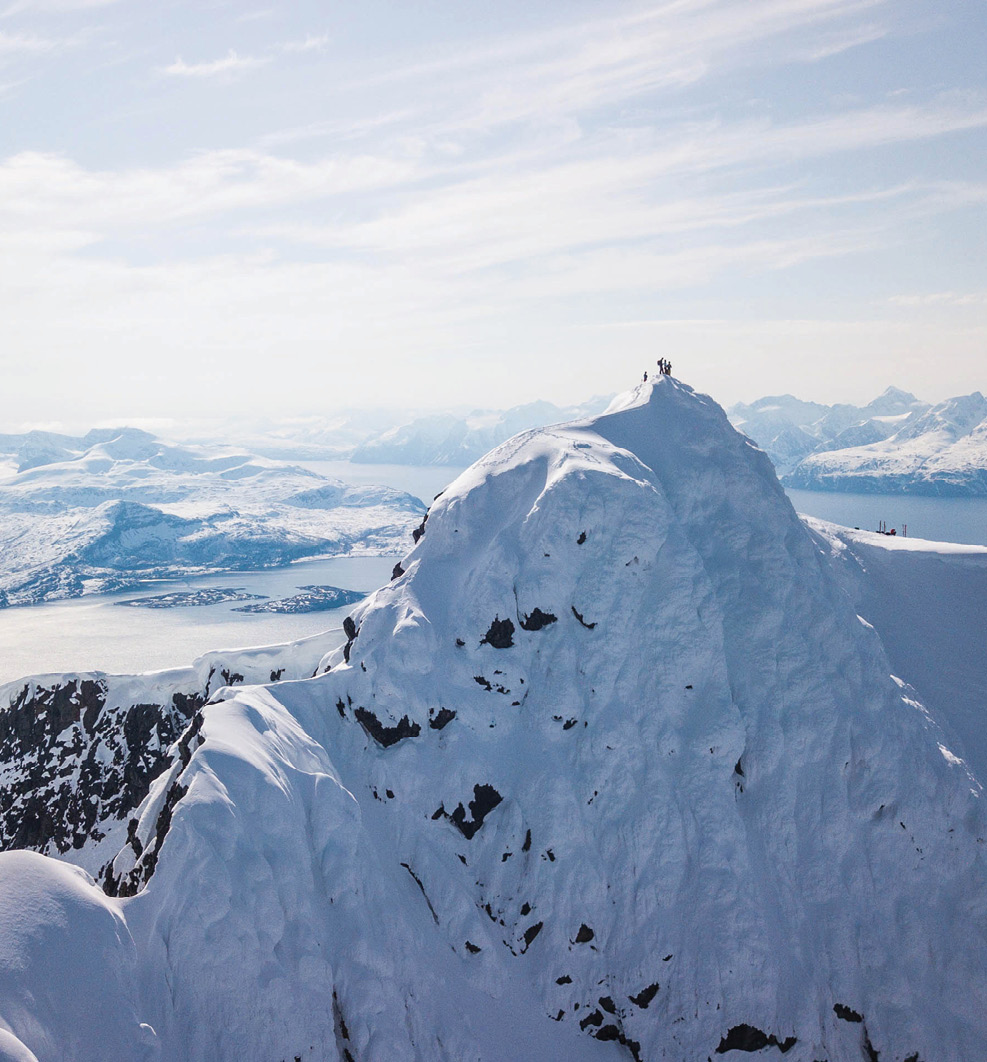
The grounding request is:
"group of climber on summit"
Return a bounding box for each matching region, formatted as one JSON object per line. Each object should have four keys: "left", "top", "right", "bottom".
{"left": 643, "top": 358, "right": 672, "bottom": 383}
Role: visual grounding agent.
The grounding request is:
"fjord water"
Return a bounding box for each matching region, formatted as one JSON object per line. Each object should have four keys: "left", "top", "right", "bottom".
{"left": 0, "top": 555, "right": 396, "bottom": 687}
{"left": 786, "top": 488, "right": 987, "bottom": 546}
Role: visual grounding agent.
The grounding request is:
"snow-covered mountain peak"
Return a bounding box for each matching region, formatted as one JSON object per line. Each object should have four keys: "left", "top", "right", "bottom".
{"left": 865, "top": 385, "right": 920, "bottom": 408}
{"left": 896, "top": 390, "right": 987, "bottom": 442}
{"left": 4, "top": 379, "right": 986, "bottom": 1061}
{"left": 264, "top": 374, "right": 984, "bottom": 1059}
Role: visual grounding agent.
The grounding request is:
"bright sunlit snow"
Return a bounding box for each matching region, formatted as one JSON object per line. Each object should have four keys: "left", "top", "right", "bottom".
{"left": 2, "top": 378, "right": 984, "bottom": 1061}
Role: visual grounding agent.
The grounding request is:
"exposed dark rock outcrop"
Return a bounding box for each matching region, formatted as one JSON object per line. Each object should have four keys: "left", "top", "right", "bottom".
{"left": 628, "top": 982, "right": 660, "bottom": 1009}
{"left": 520, "top": 608, "right": 557, "bottom": 631}
{"left": 440, "top": 783, "right": 503, "bottom": 839}
{"left": 353, "top": 707, "right": 421, "bottom": 748}
{"left": 480, "top": 616, "right": 515, "bottom": 648}
{"left": 570, "top": 606, "right": 596, "bottom": 630}
{"left": 0, "top": 678, "right": 198, "bottom": 860}
{"left": 428, "top": 707, "right": 456, "bottom": 730}
{"left": 342, "top": 615, "right": 360, "bottom": 663}
{"left": 715, "top": 1024, "right": 797, "bottom": 1053}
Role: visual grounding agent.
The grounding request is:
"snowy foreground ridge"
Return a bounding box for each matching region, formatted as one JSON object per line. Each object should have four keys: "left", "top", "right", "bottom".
{"left": 2, "top": 377, "right": 986, "bottom": 1062}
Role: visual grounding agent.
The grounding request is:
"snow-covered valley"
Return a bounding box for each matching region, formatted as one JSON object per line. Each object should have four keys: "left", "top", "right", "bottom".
{"left": 1, "top": 379, "right": 985, "bottom": 1061}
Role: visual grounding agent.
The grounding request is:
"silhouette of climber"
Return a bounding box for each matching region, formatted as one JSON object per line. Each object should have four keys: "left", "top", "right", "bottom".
{"left": 643, "top": 371, "right": 648, "bottom": 382}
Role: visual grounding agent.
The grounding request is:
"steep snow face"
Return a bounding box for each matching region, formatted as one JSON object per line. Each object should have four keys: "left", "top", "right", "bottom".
{"left": 5, "top": 378, "right": 987, "bottom": 1061}
{"left": 805, "top": 518, "right": 987, "bottom": 782}
{"left": 787, "top": 392, "right": 987, "bottom": 494}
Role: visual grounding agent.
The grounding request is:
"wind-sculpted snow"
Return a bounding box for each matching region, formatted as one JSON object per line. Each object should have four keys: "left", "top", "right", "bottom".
{"left": 3, "top": 379, "right": 987, "bottom": 1061}
{"left": 0, "top": 428, "right": 424, "bottom": 606}
{"left": 0, "top": 852, "right": 157, "bottom": 1061}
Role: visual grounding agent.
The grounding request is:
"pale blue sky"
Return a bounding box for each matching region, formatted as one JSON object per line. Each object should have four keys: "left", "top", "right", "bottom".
{"left": 1, "top": 0, "right": 985, "bottom": 427}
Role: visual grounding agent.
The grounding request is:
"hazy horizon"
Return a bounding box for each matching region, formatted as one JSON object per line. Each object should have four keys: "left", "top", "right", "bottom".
{"left": 1, "top": 380, "right": 965, "bottom": 441}
{"left": 2, "top": 0, "right": 985, "bottom": 424}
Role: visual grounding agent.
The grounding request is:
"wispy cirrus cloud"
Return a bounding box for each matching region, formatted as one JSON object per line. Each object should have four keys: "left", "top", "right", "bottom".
{"left": 163, "top": 49, "right": 269, "bottom": 79}
{"left": 1, "top": 0, "right": 984, "bottom": 417}
{"left": 280, "top": 33, "right": 328, "bottom": 54}
{"left": 794, "top": 21, "right": 888, "bottom": 61}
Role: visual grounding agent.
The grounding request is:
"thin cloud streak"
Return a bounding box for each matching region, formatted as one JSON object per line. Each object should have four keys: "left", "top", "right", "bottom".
{"left": 280, "top": 34, "right": 329, "bottom": 54}
{"left": 1, "top": 0, "right": 121, "bottom": 12}
{"left": 163, "top": 50, "right": 269, "bottom": 79}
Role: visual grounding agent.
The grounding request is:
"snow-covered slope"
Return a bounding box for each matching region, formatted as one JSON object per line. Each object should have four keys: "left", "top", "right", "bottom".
{"left": 0, "top": 428, "right": 424, "bottom": 606}
{"left": 786, "top": 392, "right": 987, "bottom": 495}
{"left": 2, "top": 378, "right": 986, "bottom": 1061}
{"left": 805, "top": 518, "right": 987, "bottom": 781}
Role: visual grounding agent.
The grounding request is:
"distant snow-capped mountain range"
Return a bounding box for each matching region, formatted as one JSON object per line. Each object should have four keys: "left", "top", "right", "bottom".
{"left": 0, "top": 428, "right": 424, "bottom": 607}
{"left": 229, "top": 396, "right": 615, "bottom": 466}
{"left": 238, "top": 387, "right": 987, "bottom": 495}
{"left": 729, "top": 387, "right": 987, "bottom": 494}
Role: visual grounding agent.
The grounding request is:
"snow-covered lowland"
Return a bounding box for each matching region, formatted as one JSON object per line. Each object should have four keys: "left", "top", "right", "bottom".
{"left": 0, "top": 377, "right": 985, "bottom": 1061}
{"left": 0, "top": 428, "right": 424, "bottom": 606}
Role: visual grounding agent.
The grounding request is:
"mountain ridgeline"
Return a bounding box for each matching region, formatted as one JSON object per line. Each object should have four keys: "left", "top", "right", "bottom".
{"left": 0, "top": 378, "right": 984, "bottom": 1061}
{"left": 730, "top": 386, "right": 987, "bottom": 494}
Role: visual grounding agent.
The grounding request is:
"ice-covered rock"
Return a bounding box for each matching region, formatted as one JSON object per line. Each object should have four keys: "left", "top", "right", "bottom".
{"left": 0, "top": 629, "right": 342, "bottom": 878}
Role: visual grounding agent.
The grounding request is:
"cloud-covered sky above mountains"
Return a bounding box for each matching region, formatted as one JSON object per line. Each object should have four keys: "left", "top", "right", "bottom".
{"left": 1, "top": 0, "right": 985, "bottom": 425}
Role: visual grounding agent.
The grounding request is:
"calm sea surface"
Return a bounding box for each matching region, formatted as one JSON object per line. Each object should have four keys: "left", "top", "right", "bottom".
{"left": 3, "top": 461, "right": 985, "bottom": 685}
{"left": 785, "top": 489, "right": 987, "bottom": 547}
{"left": 0, "top": 555, "right": 396, "bottom": 687}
